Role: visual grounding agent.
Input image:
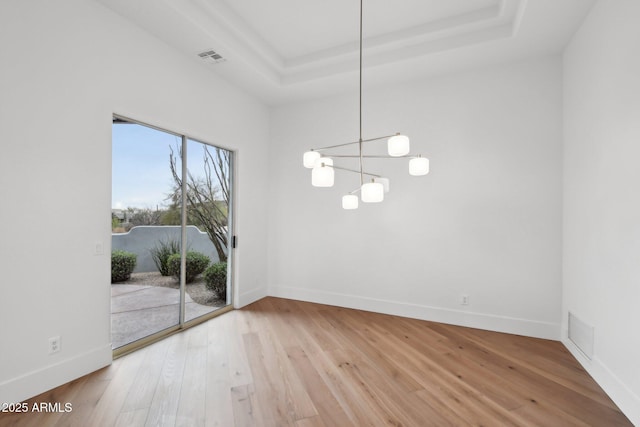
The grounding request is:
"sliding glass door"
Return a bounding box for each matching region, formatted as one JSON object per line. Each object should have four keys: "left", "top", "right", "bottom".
{"left": 183, "top": 137, "right": 233, "bottom": 322}
{"left": 111, "top": 116, "right": 233, "bottom": 353}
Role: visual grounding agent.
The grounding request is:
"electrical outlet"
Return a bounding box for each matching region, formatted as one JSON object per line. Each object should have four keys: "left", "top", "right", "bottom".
{"left": 461, "top": 295, "right": 469, "bottom": 306}
{"left": 49, "top": 336, "right": 61, "bottom": 354}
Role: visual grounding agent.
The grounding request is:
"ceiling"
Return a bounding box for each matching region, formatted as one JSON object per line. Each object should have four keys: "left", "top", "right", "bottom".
{"left": 96, "top": 0, "right": 596, "bottom": 105}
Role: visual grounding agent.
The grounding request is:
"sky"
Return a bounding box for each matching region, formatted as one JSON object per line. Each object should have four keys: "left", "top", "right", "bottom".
{"left": 112, "top": 122, "right": 224, "bottom": 210}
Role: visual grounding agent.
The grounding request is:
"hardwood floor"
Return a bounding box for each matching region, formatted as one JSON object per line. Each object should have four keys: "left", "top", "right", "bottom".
{"left": 0, "top": 297, "right": 632, "bottom": 426}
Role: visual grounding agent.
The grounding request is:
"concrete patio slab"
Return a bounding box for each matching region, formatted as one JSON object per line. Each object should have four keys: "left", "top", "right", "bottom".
{"left": 111, "top": 284, "right": 220, "bottom": 349}
{"left": 110, "top": 284, "right": 151, "bottom": 297}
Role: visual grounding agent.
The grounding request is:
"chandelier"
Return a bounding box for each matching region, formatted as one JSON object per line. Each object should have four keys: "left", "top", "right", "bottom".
{"left": 303, "top": 0, "right": 429, "bottom": 210}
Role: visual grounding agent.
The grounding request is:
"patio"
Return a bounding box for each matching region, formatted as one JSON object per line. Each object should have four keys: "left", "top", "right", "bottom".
{"left": 111, "top": 284, "right": 221, "bottom": 349}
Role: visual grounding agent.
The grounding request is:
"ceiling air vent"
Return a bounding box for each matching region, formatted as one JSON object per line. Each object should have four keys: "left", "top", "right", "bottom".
{"left": 197, "top": 49, "right": 226, "bottom": 64}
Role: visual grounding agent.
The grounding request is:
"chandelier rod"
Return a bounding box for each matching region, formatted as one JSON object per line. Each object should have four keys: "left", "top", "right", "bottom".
{"left": 303, "top": 1, "right": 427, "bottom": 201}
{"left": 324, "top": 163, "right": 382, "bottom": 178}
{"left": 317, "top": 154, "right": 417, "bottom": 159}
{"left": 358, "top": 0, "right": 364, "bottom": 185}
{"left": 311, "top": 133, "right": 398, "bottom": 152}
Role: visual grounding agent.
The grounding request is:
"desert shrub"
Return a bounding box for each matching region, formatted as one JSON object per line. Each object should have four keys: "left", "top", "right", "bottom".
{"left": 149, "top": 237, "right": 181, "bottom": 276}
{"left": 167, "top": 251, "right": 210, "bottom": 283}
{"left": 204, "top": 262, "right": 227, "bottom": 299}
{"left": 111, "top": 250, "right": 137, "bottom": 283}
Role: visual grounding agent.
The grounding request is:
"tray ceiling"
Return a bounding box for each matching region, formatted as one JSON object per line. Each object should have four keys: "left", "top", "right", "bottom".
{"left": 95, "top": 0, "right": 596, "bottom": 105}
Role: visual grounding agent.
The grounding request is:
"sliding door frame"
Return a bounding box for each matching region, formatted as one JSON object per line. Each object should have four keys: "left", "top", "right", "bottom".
{"left": 112, "top": 114, "right": 236, "bottom": 358}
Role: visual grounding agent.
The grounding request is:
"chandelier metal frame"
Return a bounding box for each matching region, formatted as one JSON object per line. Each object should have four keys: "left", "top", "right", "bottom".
{"left": 303, "top": 0, "right": 429, "bottom": 209}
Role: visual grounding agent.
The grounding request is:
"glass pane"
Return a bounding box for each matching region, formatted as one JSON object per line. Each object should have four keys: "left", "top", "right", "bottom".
{"left": 111, "top": 120, "right": 182, "bottom": 348}
{"left": 183, "top": 138, "right": 233, "bottom": 322}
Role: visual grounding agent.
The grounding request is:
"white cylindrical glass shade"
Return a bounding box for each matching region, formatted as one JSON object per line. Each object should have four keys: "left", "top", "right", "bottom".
{"left": 303, "top": 151, "right": 321, "bottom": 168}
{"left": 342, "top": 194, "right": 358, "bottom": 210}
{"left": 312, "top": 164, "right": 334, "bottom": 187}
{"left": 409, "top": 157, "right": 429, "bottom": 176}
{"left": 361, "top": 182, "right": 384, "bottom": 203}
{"left": 373, "top": 177, "right": 390, "bottom": 193}
{"left": 388, "top": 134, "right": 410, "bottom": 157}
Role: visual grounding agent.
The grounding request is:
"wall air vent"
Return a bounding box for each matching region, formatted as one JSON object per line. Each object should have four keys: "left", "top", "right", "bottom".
{"left": 568, "top": 312, "right": 594, "bottom": 360}
{"left": 197, "top": 49, "right": 226, "bottom": 64}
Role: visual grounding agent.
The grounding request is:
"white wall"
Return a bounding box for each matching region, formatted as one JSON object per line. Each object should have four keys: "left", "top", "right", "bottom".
{"left": 563, "top": 1, "right": 640, "bottom": 423}
{"left": 0, "top": 0, "right": 269, "bottom": 404}
{"left": 269, "top": 56, "right": 563, "bottom": 339}
{"left": 7, "top": 1, "right": 636, "bottom": 420}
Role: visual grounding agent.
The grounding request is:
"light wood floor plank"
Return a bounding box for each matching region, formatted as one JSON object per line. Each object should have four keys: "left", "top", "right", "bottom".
{"left": 204, "top": 318, "right": 234, "bottom": 427}
{"left": 284, "top": 345, "right": 352, "bottom": 426}
{"left": 85, "top": 347, "right": 148, "bottom": 427}
{"left": 175, "top": 324, "right": 208, "bottom": 427}
{"left": 115, "top": 408, "right": 148, "bottom": 427}
{"left": 53, "top": 378, "right": 111, "bottom": 427}
{"left": 144, "top": 333, "right": 189, "bottom": 427}
{"left": 428, "top": 322, "right": 629, "bottom": 425}
{"left": 230, "top": 384, "right": 260, "bottom": 427}
{"left": 121, "top": 337, "right": 171, "bottom": 414}
{"left": 0, "top": 297, "right": 632, "bottom": 427}
{"left": 224, "top": 314, "right": 255, "bottom": 388}
{"left": 320, "top": 307, "right": 424, "bottom": 394}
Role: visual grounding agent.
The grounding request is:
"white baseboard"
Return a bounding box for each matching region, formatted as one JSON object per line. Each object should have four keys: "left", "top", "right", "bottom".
{"left": 235, "top": 285, "right": 267, "bottom": 309}
{"left": 562, "top": 336, "right": 640, "bottom": 426}
{"left": 0, "top": 344, "right": 112, "bottom": 405}
{"left": 269, "top": 285, "right": 560, "bottom": 340}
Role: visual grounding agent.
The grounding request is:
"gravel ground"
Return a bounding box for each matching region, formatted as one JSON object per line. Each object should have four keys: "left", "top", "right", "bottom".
{"left": 124, "top": 272, "right": 224, "bottom": 306}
